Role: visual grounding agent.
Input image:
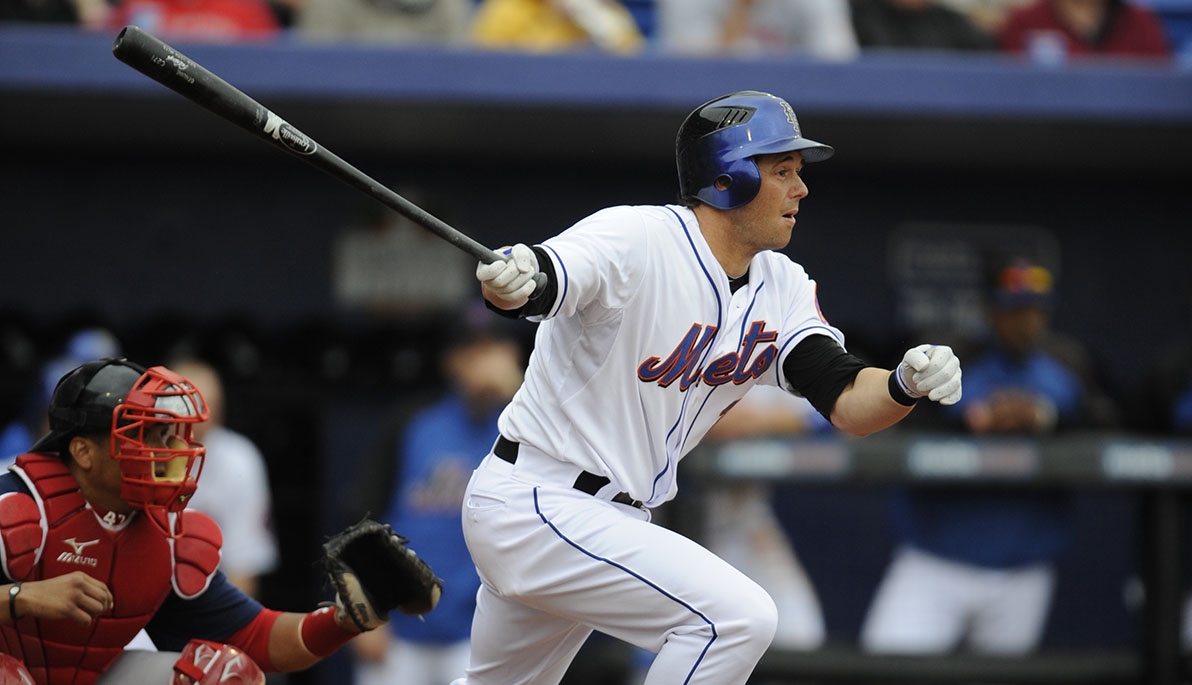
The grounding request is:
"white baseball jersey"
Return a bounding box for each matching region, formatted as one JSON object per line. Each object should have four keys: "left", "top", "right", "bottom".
{"left": 498, "top": 204, "right": 844, "bottom": 508}
{"left": 186, "top": 425, "right": 278, "bottom": 577}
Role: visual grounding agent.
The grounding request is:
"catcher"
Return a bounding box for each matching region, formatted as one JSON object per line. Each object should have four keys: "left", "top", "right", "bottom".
{"left": 0, "top": 358, "right": 441, "bottom": 685}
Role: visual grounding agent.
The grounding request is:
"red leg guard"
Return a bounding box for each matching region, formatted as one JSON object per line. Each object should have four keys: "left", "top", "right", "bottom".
{"left": 171, "top": 639, "right": 265, "bottom": 685}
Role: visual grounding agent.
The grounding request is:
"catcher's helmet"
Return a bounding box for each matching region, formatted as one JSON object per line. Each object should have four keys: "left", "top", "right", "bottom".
{"left": 676, "top": 90, "right": 834, "bottom": 210}
{"left": 31, "top": 358, "right": 209, "bottom": 525}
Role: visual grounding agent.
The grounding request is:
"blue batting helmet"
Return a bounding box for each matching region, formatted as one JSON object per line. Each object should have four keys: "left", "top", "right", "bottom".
{"left": 676, "top": 91, "right": 834, "bottom": 210}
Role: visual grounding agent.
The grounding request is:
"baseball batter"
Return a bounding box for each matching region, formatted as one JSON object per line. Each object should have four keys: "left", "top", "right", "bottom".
{"left": 453, "top": 90, "right": 963, "bottom": 685}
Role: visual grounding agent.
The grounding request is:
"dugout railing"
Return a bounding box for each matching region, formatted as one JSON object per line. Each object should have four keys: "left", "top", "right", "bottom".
{"left": 680, "top": 432, "right": 1191, "bottom": 685}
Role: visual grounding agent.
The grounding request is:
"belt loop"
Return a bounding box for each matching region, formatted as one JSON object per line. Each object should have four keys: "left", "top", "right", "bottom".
{"left": 494, "top": 435, "right": 518, "bottom": 464}
{"left": 573, "top": 470, "right": 611, "bottom": 496}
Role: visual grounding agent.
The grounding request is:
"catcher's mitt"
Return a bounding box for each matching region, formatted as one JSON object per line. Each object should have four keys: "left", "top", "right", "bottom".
{"left": 322, "top": 518, "right": 443, "bottom": 631}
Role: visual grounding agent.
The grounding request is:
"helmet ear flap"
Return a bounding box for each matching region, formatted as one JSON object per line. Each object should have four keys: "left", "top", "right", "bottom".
{"left": 695, "top": 157, "right": 761, "bottom": 210}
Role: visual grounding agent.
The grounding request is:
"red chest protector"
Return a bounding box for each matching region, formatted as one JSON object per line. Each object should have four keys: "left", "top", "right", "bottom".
{"left": 0, "top": 454, "right": 222, "bottom": 685}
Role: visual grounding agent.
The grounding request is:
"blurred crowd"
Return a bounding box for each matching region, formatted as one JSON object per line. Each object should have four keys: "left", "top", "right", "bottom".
{"left": 0, "top": 0, "right": 1186, "bottom": 61}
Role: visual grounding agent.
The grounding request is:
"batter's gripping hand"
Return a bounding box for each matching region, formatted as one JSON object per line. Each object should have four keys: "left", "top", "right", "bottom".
{"left": 322, "top": 519, "right": 443, "bottom": 631}
{"left": 477, "top": 243, "right": 538, "bottom": 308}
{"left": 896, "top": 344, "right": 963, "bottom": 405}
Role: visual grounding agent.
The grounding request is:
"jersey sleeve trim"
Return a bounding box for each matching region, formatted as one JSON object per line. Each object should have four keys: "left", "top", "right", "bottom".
{"left": 485, "top": 244, "right": 565, "bottom": 321}
{"left": 537, "top": 243, "right": 568, "bottom": 321}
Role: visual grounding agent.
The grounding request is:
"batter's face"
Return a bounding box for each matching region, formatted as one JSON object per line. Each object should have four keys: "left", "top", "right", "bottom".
{"left": 731, "top": 151, "right": 809, "bottom": 253}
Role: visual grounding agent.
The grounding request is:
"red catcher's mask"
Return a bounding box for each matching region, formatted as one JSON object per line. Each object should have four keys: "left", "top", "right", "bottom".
{"left": 111, "top": 365, "right": 209, "bottom": 533}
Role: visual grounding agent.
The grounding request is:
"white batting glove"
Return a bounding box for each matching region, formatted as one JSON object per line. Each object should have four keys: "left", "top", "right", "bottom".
{"left": 476, "top": 243, "right": 538, "bottom": 308}
{"left": 895, "top": 344, "right": 963, "bottom": 406}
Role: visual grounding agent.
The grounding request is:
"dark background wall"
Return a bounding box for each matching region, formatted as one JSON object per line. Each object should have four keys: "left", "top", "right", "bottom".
{"left": 4, "top": 147, "right": 1187, "bottom": 390}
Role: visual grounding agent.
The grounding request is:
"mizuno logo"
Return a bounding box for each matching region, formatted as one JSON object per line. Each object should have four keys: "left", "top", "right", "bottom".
{"left": 58, "top": 537, "right": 100, "bottom": 567}
{"left": 63, "top": 537, "right": 99, "bottom": 555}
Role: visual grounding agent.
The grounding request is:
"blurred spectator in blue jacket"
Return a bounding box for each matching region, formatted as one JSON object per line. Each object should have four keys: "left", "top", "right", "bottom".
{"left": 861, "top": 255, "right": 1118, "bottom": 654}
{"left": 0, "top": 326, "right": 121, "bottom": 468}
{"left": 296, "top": 0, "right": 472, "bottom": 45}
{"left": 0, "top": 368, "right": 49, "bottom": 467}
{"left": 657, "top": 0, "right": 859, "bottom": 61}
{"left": 349, "top": 305, "right": 525, "bottom": 685}
{"left": 999, "top": 0, "right": 1170, "bottom": 59}
{"left": 851, "top": 0, "right": 997, "bottom": 50}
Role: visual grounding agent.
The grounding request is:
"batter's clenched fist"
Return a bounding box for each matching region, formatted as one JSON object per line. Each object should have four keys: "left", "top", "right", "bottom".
{"left": 477, "top": 243, "right": 538, "bottom": 309}
{"left": 895, "top": 344, "right": 963, "bottom": 405}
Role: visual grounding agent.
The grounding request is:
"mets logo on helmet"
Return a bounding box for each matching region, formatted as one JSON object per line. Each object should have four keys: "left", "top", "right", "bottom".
{"left": 780, "top": 101, "right": 800, "bottom": 135}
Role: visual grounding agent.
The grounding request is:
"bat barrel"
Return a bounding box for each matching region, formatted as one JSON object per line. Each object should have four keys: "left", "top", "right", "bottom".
{"left": 113, "top": 25, "right": 274, "bottom": 145}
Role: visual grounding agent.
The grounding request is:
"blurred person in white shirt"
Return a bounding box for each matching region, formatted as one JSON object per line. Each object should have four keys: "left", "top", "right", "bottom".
{"left": 170, "top": 358, "right": 279, "bottom": 598}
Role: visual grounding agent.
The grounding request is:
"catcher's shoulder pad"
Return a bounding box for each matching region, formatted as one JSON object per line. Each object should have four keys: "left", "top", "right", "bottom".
{"left": 0, "top": 491, "right": 45, "bottom": 580}
{"left": 173, "top": 510, "right": 223, "bottom": 599}
{"left": 15, "top": 453, "right": 86, "bottom": 526}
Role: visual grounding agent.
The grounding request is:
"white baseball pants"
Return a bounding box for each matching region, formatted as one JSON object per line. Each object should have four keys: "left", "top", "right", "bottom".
{"left": 452, "top": 451, "right": 777, "bottom": 684}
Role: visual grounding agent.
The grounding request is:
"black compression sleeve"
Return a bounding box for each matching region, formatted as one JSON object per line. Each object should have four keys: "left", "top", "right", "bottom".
{"left": 484, "top": 246, "right": 558, "bottom": 319}
{"left": 782, "top": 335, "right": 870, "bottom": 421}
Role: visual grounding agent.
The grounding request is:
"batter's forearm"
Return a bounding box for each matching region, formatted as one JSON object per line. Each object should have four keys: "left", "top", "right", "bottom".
{"left": 829, "top": 367, "right": 914, "bottom": 436}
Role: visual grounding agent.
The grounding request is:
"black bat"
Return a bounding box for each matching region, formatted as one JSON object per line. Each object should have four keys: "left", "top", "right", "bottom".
{"left": 112, "top": 25, "right": 544, "bottom": 293}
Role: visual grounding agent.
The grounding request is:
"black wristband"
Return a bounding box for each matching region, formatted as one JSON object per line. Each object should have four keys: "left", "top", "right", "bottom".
{"left": 888, "top": 370, "right": 920, "bottom": 406}
{"left": 8, "top": 581, "right": 22, "bottom": 623}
